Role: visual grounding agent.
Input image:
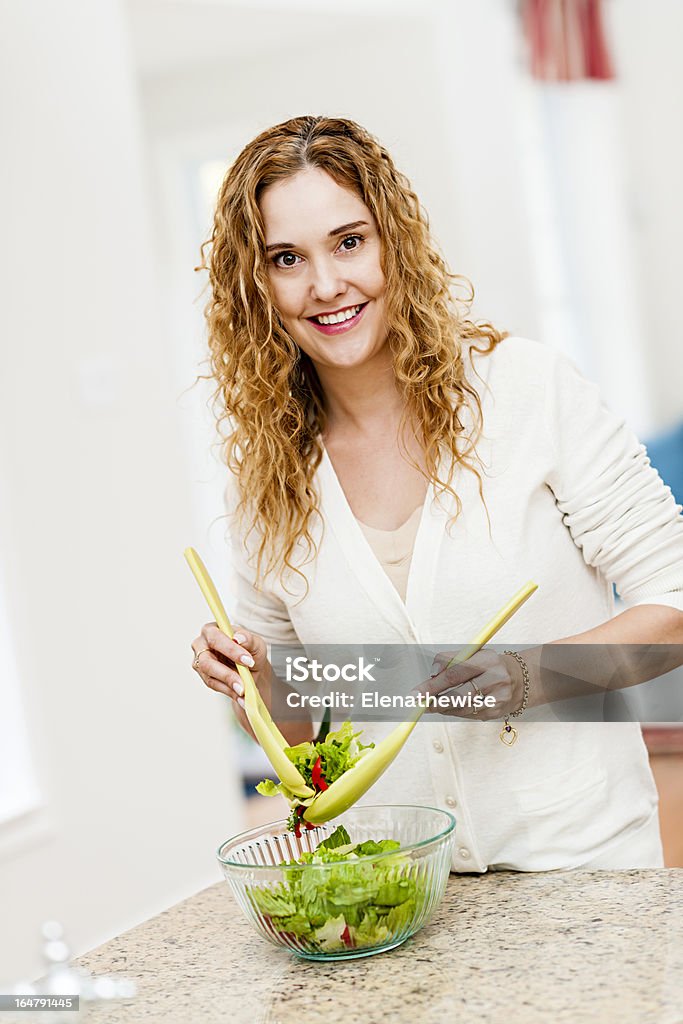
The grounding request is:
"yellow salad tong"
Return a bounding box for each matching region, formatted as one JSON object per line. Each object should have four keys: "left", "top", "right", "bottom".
{"left": 184, "top": 545, "right": 536, "bottom": 823}
{"left": 302, "top": 580, "right": 537, "bottom": 823}
{"left": 184, "top": 548, "right": 314, "bottom": 800}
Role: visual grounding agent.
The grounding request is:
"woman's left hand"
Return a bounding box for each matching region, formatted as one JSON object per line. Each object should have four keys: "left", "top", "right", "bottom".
{"left": 415, "top": 649, "right": 525, "bottom": 722}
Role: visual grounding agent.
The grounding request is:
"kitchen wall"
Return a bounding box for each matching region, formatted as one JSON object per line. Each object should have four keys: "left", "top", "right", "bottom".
{"left": 607, "top": 0, "right": 683, "bottom": 430}
{"left": 0, "top": 0, "right": 242, "bottom": 988}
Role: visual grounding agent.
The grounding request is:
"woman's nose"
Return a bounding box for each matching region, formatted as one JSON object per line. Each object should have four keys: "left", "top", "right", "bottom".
{"left": 308, "top": 258, "right": 347, "bottom": 304}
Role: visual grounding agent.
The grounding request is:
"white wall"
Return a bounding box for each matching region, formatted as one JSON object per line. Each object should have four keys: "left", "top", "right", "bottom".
{"left": 430, "top": 0, "right": 539, "bottom": 337}
{"left": 0, "top": 0, "right": 242, "bottom": 987}
{"left": 607, "top": 0, "right": 683, "bottom": 430}
{"left": 139, "top": 14, "right": 460, "bottom": 249}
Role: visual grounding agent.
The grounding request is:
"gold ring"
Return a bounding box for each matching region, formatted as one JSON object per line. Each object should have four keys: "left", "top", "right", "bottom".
{"left": 192, "top": 647, "right": 211, "bottom": 669}
{"left": 470, "top": 681, "right": 483, "bottom": 715}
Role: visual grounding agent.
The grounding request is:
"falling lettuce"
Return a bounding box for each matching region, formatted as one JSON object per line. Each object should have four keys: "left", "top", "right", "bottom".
{"left": 249, "top": 826, "right": 422, "bottom": 952}
{"left": 256, "top": 721, "right": 375, "bottom": 834}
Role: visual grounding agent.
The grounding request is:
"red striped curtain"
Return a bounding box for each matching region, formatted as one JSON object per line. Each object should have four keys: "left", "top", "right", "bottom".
{"left": 520, "top": 0, "right": 615, "bottom": 81}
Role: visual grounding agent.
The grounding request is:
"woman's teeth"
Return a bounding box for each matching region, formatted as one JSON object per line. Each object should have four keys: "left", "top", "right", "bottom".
{"left": 312, "top": 304, "right": 362, "bottom": 325}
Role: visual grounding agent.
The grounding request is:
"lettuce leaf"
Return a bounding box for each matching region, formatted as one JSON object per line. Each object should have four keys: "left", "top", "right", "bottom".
{"left": 315, "top": 825, "right": 351, "bottom": 851}
{"left": 313, "top": 914, "right": 348, "bottom": 952}
{"left": 249, "top": 830, "right": 422, "bottom": 953}
{"left": 256, "top": 722, "right": 377, "bottom": 835}
{"left": 354, "top": 839, "right": 400, "bottom": 856}
{"left": 256, "top": 722, "right": 376, "bottom": 814}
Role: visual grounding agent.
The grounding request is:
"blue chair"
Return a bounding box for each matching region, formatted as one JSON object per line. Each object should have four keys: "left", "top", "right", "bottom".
{"left": 645, "top": 421, "right": 683, "bottom": 506}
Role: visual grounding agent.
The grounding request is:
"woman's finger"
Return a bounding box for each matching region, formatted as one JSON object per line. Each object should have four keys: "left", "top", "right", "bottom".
{"left": 201, "top": 622, "right": 256, "bottom": 669}
{"left": 414, "top": 652, "right": 513, "bottom": 713}
{"left": 445, "top": 668, "right": 514, "bottom": 721}
{"left": 427, "top": 660, "right": 478, "bottom": 692}
{"left": 430, "top": 648, "right": 496, "bottom": 675}
{"left": 231, "top": 624, "right": 251, "bottom": 647}
{"left": 202, "top": 665, "right": 248, "bottom": 711}
{"left": 190, "top": 638, "right": 214, "bottom": 672}
{"left": 192, "top": 646, "right": 245, "bottom": 700}
{"left": 231, "top": 625, "right": 258, "bottom": 667}
{"left": 412, "top": 665, "right": 472, "bottom": 698}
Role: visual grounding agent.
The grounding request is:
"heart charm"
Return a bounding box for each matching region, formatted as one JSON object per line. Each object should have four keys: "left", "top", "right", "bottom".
{"left": 500, "top": 723, "right": 518, "bottom": 746}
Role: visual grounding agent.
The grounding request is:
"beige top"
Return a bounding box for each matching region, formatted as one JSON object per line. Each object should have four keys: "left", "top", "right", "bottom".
{"left": 356, "top": 505, "right": 422, "bottom": 602}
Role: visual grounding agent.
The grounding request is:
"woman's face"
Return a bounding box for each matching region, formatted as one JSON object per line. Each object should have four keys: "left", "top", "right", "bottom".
{"left": 260, "top": 167, "right": 387, "bottom": 372}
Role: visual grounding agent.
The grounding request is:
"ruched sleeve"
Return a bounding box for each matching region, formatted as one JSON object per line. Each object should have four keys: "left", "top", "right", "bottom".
{"left": 544, "top": 349, "right": 683, "bottom": 612}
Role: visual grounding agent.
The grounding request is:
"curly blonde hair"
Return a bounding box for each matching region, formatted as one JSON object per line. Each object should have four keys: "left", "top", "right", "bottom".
{"left": 198, "top": 115, "right": 506, "bottom": 593}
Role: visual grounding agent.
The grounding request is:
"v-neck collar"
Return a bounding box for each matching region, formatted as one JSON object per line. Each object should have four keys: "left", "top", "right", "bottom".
{"left": 318, "top": 444, "right": 451, "bottom": 642}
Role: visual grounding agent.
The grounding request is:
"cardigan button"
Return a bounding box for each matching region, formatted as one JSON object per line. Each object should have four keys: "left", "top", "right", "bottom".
{"left": 445, "top": 795, "right": 456, "bottom": 808}
{"left": 433, "top": 741, "right": 444, "bottom": 753}
{"left": 458, "top": 847, "right": 471, "bottom": 860}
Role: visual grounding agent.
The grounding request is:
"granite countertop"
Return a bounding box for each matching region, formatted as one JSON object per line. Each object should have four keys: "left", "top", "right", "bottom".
{"left": 75, "top": 871, "right": 683, "bottom": 1024}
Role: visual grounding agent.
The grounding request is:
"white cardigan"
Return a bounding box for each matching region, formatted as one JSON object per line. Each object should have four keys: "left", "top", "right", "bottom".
{"left": 227, "top": 337, "right": 683, "bottom": 871}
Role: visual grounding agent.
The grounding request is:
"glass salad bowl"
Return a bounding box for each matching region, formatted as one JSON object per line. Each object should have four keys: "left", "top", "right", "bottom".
{"left": 216, "top": 804, "right": 456, "bottom": 961}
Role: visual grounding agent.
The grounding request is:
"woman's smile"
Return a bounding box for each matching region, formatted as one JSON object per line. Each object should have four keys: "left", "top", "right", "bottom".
{"left": 305, "top": 301, "right": 369, "bottom": 335}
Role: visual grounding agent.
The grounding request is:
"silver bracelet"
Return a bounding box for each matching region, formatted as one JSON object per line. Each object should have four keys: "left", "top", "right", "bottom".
{"left": 500, "top": 650, "right": 530, "bottom": 746}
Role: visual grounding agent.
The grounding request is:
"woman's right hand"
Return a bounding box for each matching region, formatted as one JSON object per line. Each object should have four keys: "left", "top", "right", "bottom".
{"left": 190, "top": 622, "right": 271, "bottom": 723}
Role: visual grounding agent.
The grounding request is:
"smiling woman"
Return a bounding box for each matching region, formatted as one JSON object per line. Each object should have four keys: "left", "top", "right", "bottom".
{"left": 197, "top": 116, "right": 500, "bottom": 580}
{"left": 260, "top": 170, "right": 386, "bottom": 365}
{"left": 191, "top": 115, "right": 683, "bottom": 874}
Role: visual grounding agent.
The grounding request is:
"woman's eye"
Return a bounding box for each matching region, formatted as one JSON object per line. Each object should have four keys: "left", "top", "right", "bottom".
{"left": 273, "top": 251, "right": 301, "bottom": 269}
{"left": 339, "top": 234, "right": 364, "bottom": 252}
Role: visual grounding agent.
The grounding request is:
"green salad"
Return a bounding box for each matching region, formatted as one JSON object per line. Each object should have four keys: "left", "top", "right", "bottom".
{"left": 256, "top": 721, "right": 375, "bottom": 834}
{"left": 250, "top": 825, "right": 422, "bottom": 952}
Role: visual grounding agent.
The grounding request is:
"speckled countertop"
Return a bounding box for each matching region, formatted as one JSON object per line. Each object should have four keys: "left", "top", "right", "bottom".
{"left": 75, "top": 871, "right": 683, "bottom": 1024}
